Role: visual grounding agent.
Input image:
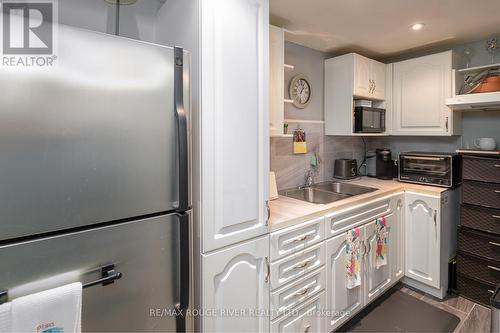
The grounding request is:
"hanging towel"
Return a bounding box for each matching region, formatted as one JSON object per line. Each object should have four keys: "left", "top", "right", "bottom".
{"left": 345, "top": 227, "right": 361, "bottom": 289}
{"left": 376, "top": 216, "right": 388, "bottom": 269}
{"left": 11, "top": 282, "right": 82, "bottom": 333}
{"left": 0, "top": 302, "right": 11, "bottom": 333}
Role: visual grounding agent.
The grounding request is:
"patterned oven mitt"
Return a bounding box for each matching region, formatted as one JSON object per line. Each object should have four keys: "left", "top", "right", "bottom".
{"left": 345, "top": 227, "right": 361, "bottom": 289}
{"left": 375, "top": 216, "right": 388, "bottom": 269}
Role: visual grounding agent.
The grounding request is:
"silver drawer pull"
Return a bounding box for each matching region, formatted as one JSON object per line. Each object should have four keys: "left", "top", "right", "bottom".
{"left": 493, "top": 215, "right": 500, "bottom": 220}
{"left": 489, "top": 289, "right": 495, "bottom": 294}
{"left": 495, "top": 164, "right": 500, "bottom": 168}
{"left": 304, "top": 324, "right": 311, "bottom": 333}
{"left": 293, "top": 260, "right": 313, "bottom": 270}
{"left": 293, "top": 235, "right": 310, "bottom": 242}
{"left": 495, "top": 190, "right": 500, "bottom": 194}
{"left": 293, "top": 287, "right": 310, "bottom": 297}
{"left": 489, "top": 241, "right": 500, "bottom": 247}
{"left": 488, "top": 265, "right": 500, "bottom": 272}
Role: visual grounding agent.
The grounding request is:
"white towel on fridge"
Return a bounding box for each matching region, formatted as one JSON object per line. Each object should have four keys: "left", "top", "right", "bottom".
{"left": 11, "top": 282, "right": 82, "bottom": 333}
{"left": 0, "top": 302, "right": 11, "bottom": 333}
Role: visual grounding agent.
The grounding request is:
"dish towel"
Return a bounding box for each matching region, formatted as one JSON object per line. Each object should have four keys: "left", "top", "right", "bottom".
{"left": 10, "top": 282, "right": 82, "bottom": 333}
{"left": 345, "top": 227, "right": 361, "bottom": 289}
{"left": 376, "top": 216, "right": 388, "bottom": 269}
{"left": 0, "top": 302, "right": 11, "bottom": 333}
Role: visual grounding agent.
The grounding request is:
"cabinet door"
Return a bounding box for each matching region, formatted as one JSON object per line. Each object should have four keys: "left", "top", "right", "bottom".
{"left": 391, "top": 194, "right": 405, "bottom": 281}
{"left": 269, "top": 25, "right": 284, "bottom": 137}
{"left": 392, "top": 51, "right": 452, "bottom": 136}
{"left": 404, "top": 193, "right": 441, "bottom": 289}
{"left": 201, "top": 0, "right": 270, "bottom": 252}
{"left": 202, "top": 235, "right": 270, "bottom": 332}
{"left": 326, "top": 231, "right": 365, "bottom": 331}
{"left": 353, "top": 54, "right": 372, "bottom": 99}
{"left": 370, "top": 60, "right": 386, "bottom": 100}
{"left": 364, "top": 213, "right": 393, "bottom": 305}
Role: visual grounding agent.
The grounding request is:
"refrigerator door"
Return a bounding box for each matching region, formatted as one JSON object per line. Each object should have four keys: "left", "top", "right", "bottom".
{"left": 0, "top": 25, "right": 191, "bottom": 241}
{"left": 0, "top": 213, "right": 189, "bottom": 332}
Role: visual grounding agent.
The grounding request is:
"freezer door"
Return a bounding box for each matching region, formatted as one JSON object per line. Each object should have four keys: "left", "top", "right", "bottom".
{"left": 0, "top": 24, "right": 191, "bottom": 241}
{"left": 0, "top": 213, "right": 189, "bottom": 332}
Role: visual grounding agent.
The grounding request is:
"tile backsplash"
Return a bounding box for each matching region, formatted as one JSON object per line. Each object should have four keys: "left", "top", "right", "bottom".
{"left": 270, "top": 123, "right": 365, "bottom": 190}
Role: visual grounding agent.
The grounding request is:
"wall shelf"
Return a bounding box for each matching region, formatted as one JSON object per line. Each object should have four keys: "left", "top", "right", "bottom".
{"left": 456, "top": 62, "right": 500, "bottom": 74}
{"left": 284, "top": 119, "right": 325, "bottom": 124}
{"left": 284, "top": 64, "right": 294, "bottom": 70}
{"left": 284, "top": 99, "right": 294, "bottom": 104}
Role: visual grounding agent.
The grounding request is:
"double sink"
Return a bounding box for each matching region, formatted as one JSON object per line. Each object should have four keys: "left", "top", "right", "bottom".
{"left": 279, "top": 181, "right": 377, "bottom": 204}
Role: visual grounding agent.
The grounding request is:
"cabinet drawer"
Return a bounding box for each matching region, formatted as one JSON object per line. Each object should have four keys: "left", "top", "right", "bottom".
{"left": 270, "top": 217, "right": 325, "bottom": 261}
{"left": 270, "top": 267, "right": 325, "bottom": 319}
{"left": 270, "top": 292, "right": 325, "bottom": 333}
{"left": 461, "top": 204, "right": 500, "bottom": 235}
{"left": 457, "top": 251, "right": 500, "bottom": 286}
{"left": 458, "top": 227, "right": 500, "bottom": 262}
{"left": 325, "top": 198, "right": 391, "bottom": 237}
{"left": 463, "top": 156, "right": 500, "bottom": 184}
{"left": 270, "top": 243, "right": 325, "bottom": 291}
{"left": 457, "top": 273, "right": 495, "bottom": 307}
{"left": 463, "top": 180, "right": 500, "bottom": 209}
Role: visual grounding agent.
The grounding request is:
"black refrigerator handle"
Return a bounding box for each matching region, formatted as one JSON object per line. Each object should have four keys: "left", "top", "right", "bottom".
{"left": 175, "top": 213, "right": 190, "bottom": 333}
{"left": 174, "top": 47, "right": 189, "bottom": 212}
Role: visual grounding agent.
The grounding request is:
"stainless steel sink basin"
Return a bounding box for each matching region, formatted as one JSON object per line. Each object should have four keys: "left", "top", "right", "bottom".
{"left": 279, "top": 187, "right": 350, "bottom": 204}
{"left": 313, "top": 181, "right": 377, "bottom": 196}
{"left": 279, "top": 181, "right": 377, "bottom": 204}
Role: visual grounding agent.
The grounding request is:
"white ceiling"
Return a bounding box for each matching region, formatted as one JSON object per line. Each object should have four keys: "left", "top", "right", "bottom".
{"left": 270, "top": 0, "right": 500, "bottom": 59}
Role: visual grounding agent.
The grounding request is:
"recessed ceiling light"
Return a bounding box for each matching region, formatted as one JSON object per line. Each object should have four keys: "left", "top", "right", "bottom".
{"left": 411, "top": 23, "right": 425, "bottom": 31}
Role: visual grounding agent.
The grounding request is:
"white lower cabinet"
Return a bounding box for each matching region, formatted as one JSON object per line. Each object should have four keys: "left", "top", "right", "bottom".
{"left": 202, "top": 235, "right": 270, "bottom": 333}
{"left": 364, "top": 213, "right": 394, "bottom": 305}
{"left": 326, "top": 232, "right": 364, "bottom": 331}
{"left": 404, "top": 193, "right": 441, "bottom": 289}
{"left": 391, "top": 194, "right": 405, "bottom": 281}
{"left": 270, "top": 292, "right": 325, "bottom": 333}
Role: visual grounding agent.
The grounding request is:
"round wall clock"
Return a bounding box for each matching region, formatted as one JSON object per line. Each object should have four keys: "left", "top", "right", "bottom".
{"left": 289, "top": 74, "right": 312, "bottom": 109}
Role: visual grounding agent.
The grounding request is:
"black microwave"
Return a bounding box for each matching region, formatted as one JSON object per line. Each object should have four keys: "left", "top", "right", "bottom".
{"left": 354, "top": 107, "right": 386, "bottom": 133}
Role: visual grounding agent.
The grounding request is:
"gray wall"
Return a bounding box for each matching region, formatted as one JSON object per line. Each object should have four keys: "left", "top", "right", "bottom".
{"left": 270, "top": 42, "right": 365, "bottom": 190}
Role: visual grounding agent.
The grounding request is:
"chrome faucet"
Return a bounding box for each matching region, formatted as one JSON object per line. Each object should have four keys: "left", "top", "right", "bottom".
{"left": 304, "top": 169, "right": 314, "bottom": 187}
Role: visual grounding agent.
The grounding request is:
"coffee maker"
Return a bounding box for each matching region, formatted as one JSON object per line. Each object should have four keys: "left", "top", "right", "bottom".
{"left": 376, "top": 148, "right": 394, "bottom": 180}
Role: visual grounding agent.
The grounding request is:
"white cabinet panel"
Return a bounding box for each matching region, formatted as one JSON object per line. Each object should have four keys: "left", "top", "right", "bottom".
{"left": 364, "top": 214, "right": 393, "bottom": 305}
{"left": 270, "top": 267, "right": 325, "bottom": 319}
{"left": 271, "top": 292, "right": 325, "bottom": 333}
{"left": 391, "top": 194, "right": 405, "bottom": 281}
{"left": 404, "top": 193, "right": 440, "bottom": 289}
{"left": 392, "top": 51, "right": 454, "bottom": 136}
{"left": 353, "top": 54, "right": 372, "bottom": 99}
{"left": 270, "top": 243, "right": 325, "bottom": 290}
{"left": 202, "top": 235, "right": 270, "bottom": 332}
{"left": 201, "top": 0, "right": 269, "bottom": 252}
{"left": 326, "top": 232, "right": 364, "bottom": 331}
{"left": 270, "top": 216, "right": 325, "bottom": 261}
{"left": 269, "top": 25, "right": 285, "bottom": 137}
{"left": 371, "top": 60, "right": 386, "bottom": 100}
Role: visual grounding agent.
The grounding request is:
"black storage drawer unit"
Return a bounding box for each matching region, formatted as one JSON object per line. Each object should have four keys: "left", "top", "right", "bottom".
{"left": 458, "top": 226, "right": 500, "bottom": 262}
{"left": 462, "top": 180, "right": 500, "bottom": 210}
{"left": 457, "top": 251, "right": 500, "bottom": 286}
{"left": 461, "top": 204, "right": 500, "bottom": 235}
{"left": 463, "top": 155, "right": 500, "bottom": 184}
{"left": 457, "top": 273, "right": 496, "bottom": 307}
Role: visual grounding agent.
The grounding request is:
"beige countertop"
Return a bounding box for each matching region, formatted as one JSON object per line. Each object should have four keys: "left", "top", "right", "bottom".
{"left": 269, "top": 177, "right": 448, "bottom": 232}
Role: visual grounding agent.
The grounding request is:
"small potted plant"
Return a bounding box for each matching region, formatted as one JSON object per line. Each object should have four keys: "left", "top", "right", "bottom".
{"left": 283, "top": 123, "right": 289, "bottom": 134}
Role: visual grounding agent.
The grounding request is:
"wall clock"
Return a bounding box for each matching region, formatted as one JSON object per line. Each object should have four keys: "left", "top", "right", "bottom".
{"left": 289, "top": 74, "right": 312, "bottom": 109}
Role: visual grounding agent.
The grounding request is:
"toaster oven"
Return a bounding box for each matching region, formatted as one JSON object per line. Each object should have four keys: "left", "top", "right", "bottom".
{"left": 398, "top": 152, "right": 462, "bottom": 187}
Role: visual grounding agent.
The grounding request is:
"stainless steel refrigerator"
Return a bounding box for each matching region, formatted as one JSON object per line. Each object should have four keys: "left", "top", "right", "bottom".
{"left": 0, "top": 24, "right": 191, "bottom": 332}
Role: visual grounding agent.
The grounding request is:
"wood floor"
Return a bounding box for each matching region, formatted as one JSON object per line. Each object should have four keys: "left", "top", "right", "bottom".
{"left": 400, "top": 285, "right": 492, "bottom": 333}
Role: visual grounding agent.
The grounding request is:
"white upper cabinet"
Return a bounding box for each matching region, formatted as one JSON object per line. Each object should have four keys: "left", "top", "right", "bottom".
{"left": 325, "top": 53, "right": 388, "bottom": 136}
{"left": 353, "top": 54, "right": 386, "bottom": 100}
{"left": 201, "top": 0, "right": 269, "bottom": 252}
{"left": 269, "top": 25, "right": 285, "bottom": 137}
{"left": 404, "top": 193, "right": 441, "bottom": 289}
{"left": 202, "top": 235, "right": 270, "bottom": 332}
{"left": 391, "top": 51, "right": 460, "bottom": 136}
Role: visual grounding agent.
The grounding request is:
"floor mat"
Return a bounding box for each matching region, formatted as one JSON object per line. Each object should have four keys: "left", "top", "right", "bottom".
{"left": 340, "top": 290, "right": 461, "bottom": 332}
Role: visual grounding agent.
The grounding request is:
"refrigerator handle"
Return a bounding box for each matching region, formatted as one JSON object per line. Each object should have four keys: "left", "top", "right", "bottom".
{"left": 174, "top": 47, "right": 189, "bottom": 212}
{"left": 175, "top": 213, "right": 190, "bottom": 332}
